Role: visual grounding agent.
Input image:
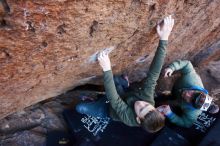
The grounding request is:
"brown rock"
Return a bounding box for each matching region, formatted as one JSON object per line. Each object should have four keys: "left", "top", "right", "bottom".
{"left": 0, "top": 0, "right": 220, "bottom": 119}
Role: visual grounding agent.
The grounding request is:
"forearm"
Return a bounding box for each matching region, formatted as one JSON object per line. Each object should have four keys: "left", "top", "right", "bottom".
{"left": 103, "top": 70, "right": 120, "bottom": 103}
{"left": 167, "top": 112, "right": 194, "bottom": 128}
{"left": 167, "top": 108, "right": 201, "bottom": 128}
{"left": 147, "top": 40, "right": 168, "bottom": 75}
{"left": 168, "top": 60, "right": 195, "bottom": 74}
{"left": 141, "top": 40, "right": 168, "bottom": 102}
{"left": 103, "top": 70, "right": 137, "bottom": 126}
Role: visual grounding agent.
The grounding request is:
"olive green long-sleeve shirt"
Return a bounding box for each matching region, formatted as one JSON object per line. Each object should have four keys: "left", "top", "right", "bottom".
{"left": 167, "top": 60, "right": 203, "bottom": 128}
{"left": 103, "top": 40, "right": 168, "bottom": 127}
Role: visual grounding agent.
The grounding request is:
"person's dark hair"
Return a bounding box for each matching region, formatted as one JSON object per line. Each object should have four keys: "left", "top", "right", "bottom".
{"left": 192, "top": 92, "right": 206, "bottom": 108}
{"left": 140, "top": 110, "right": 165, "bottom": 133}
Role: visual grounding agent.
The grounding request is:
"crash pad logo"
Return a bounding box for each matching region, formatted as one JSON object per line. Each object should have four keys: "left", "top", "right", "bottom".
{"left": 81, "top": 115, "right": 110, "bottom": 136}
{"left": 194, "top": 112, "right": 216, "bottom": 133}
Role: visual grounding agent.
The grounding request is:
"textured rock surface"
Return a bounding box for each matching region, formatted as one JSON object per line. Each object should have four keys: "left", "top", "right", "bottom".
{"left": 0, "top": 90, "right": 97, "bottom": 146}
{"left": 0, "top": 0, "right": 220, "bottom": 119}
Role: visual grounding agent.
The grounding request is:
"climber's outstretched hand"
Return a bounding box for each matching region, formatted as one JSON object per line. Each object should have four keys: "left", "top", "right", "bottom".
{"left": 157, "top": 15, "right": 174, "bottom": 40}
{"left": 98, "top": 51, "right": 111, "bottom": 72}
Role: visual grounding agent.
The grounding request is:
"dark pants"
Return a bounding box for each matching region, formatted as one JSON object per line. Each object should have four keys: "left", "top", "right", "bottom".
{"left": 76, "top": 96, "right": 110, "bottom": 118}
{"left": 76, "top": 75, "right": 129, "bottom": 118}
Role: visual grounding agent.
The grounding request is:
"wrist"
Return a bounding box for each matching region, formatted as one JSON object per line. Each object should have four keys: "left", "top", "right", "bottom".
{"left": 160, "top": 37, "right": 169, "bottom": 41}
{"left": 102, "top": 67, "right": 111, "bottom": 72}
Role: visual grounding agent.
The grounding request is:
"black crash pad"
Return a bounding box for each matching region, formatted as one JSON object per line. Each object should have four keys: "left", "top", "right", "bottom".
{"left": 167, "top": 111, "right": 220, "bottom": 145}
{"left": 149, "top": 111, "right": 220, "bottom": 146}
{"left": 63, "top": 110, "right": 203, "bottom": 146}
{"left": 198, "top": 112, "right": 220, "bottom": 146}
{"left": 150, "top": 127, "right": 190, "bottom": 146}
{"left": 63, "top": 109, "right": 156, "bottom": 146}
{"left": 63, "top": 109, "right": 220, "bottom": 146}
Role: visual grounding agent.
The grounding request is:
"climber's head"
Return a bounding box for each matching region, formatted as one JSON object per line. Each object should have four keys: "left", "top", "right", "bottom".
{"left": 134, "top": 101, "right": 165, "bottom": 133}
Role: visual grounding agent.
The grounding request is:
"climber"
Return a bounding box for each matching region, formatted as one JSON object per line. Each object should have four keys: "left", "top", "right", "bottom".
{"left": 157, "top": 60, "right": 219, "bottom": 128}
{"left": 76, "top": 15, "right": 174, "bottom": 133}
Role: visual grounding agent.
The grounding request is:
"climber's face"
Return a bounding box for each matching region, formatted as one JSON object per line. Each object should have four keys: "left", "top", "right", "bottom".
{"left": 134, "top": 101, "right": 155, "bottom": 119}
{"left": 181, "top": 90, "right": 195, "bottom": 103}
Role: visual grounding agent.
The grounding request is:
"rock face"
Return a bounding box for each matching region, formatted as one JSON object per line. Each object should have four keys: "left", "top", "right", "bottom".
{"left": 0, "top": 0, "right": 220, "bottom": 119}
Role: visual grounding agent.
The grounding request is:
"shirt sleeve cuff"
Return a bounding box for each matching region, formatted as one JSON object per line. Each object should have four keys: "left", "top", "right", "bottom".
{"left": 103, "top": 70, "right": 112, "bottom": 74}
{"left": 159, "top": 40, "right": 168, "bottom": 47}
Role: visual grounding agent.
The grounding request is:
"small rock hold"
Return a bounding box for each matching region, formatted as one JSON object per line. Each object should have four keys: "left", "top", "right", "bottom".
{"left": 41, "top": 41, "right": 48, "bottom": 48}
{"left": 149, "top": 3, "right": 156, "bottom": 11}
{"left": 67, "top": 56, "right": 77, "bottom": 62}
{"left": 84, "top": 7, "right": 89, "bottom": 12}
{"left": 57, "top": 24, "right": 66, "bottom": 35}
{"left": 0, "top": 49, "right": 11, "bottom": 59}
{"left": 0, "top": 19, "right": 7, "bottom": 27}
{"left": 90, "top": 20, "right": 98, "bottom": 37}
{"left": 136, "top": 55, "right": 149, "bottom": 63}
{"left": 26, "top": 21, "right": 35, "bottom": 32}
{"left": 148, "top": 20, "right": 156, "bottom": 27}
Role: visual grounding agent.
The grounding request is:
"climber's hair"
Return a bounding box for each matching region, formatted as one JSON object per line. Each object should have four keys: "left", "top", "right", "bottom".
{"left": 140, "top": 109, "right": 165, "bottom": 133}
